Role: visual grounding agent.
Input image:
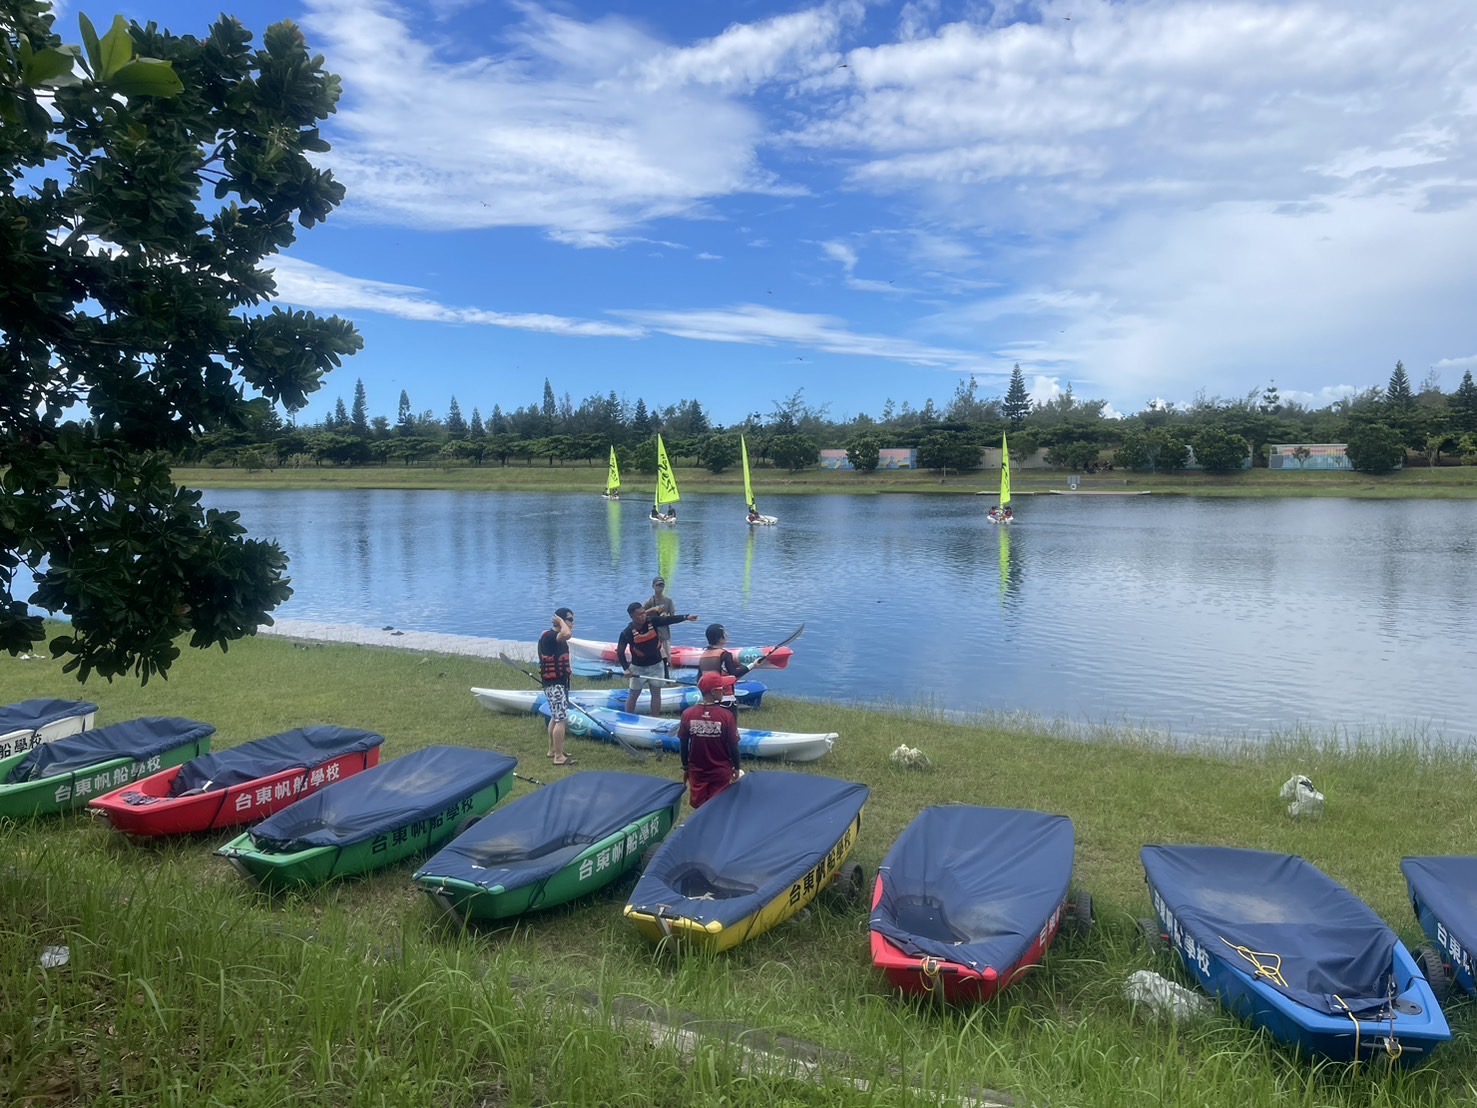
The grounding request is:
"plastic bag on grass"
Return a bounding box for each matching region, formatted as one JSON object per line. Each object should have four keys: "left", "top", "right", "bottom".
{"left": 1123, "top": 970, "right": 1213, "bottom": 1022}
{"left": 1279, "top": 774, "right": 1324, "bottom": 821}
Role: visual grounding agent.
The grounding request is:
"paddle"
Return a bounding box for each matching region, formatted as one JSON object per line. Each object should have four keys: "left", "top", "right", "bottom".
{"left": 740, "top": 623, "right": 805, "bottom": 671}
{"left": 496, "top": 653, "right": 647, "bottom": 762}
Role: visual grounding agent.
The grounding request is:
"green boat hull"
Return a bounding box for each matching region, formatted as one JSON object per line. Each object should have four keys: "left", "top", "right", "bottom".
{"left": 218, "top": 769, "right": 515, "bottom": 891}
{"left": 0, "top": 739, "right": 211, "bottom": 820}
{"left": 418, "top": 804, "right": 679, "bottom": 922}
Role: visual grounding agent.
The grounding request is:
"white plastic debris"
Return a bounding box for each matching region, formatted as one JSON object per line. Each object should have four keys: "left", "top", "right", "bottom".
{"left": 1279, "top": 774, "right": 1325, "bottom": 821}
{"left": 38, "top": 945, "right": 70, "bottom": 969}
{"left": 889, "top": 744, "right": 931, "bottom": 769}
{"left": 1123, "top": 969, "right": 1214, "bottom": 1022}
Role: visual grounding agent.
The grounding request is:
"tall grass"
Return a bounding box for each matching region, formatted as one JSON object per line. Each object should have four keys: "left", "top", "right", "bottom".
{"left": 2, "top": 636, "right": 1474, "bottom": 1105}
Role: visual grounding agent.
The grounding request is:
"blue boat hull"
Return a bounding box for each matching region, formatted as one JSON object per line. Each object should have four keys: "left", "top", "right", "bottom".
{"left": 1402, "top": 856, "right": 1477, "bottom": 998}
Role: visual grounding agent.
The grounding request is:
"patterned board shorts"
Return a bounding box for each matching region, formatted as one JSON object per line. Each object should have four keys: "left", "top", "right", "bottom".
{"left": 628, "top": 663, "right": 665, "bottom": 691}
{"left": 544, "top": 683, "right": 569, "bottom": 723}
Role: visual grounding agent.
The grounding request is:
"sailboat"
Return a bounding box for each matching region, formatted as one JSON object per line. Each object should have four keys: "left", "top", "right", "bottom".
{"left": 988, "top": 433, "right": 1014, "bottom": 524}
{"left": 651, "top": 435, "right": 679, "bottom": 524}
{"left": 741, "top": 436, "right": 778, "bottom": 525}
{"left": 602, "top": 446, "right": 621, "bottom": 500}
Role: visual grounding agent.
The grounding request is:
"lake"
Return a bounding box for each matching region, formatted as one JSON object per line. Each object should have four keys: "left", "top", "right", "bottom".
{"left": 204, "top": 488, "right": 1477, "bottom": 744}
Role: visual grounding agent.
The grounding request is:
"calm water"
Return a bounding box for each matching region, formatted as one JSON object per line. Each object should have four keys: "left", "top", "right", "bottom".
{"left": 205, "top": 489, "right": 1477, "bottom": 743}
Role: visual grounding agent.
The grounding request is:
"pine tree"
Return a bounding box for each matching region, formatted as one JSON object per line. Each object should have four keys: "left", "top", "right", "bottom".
{"left": 632, "top": 399, "right": 651, "bottom": 437}
{"left": 446, "top": 397, "right": 468, "bottom": 439}
{"left": 1386, "top": 360, "right": 1414, "bottom": 410}
{"left": 1260, "top": 380, "right": 1281, "bottom": 414}
{"left": 1003, "top": 363, "right": 1032, "bottom": 429}
{"left": 348, "top": 378, "right": 369, "bottom": 436}
{"left": 470, "top": 408, "right": 485, "bottom": 438}
{"left": 397, "top": 390, "right": 414, "bottom": 436}
{"left": 1453, "top": 369, "right": 1477, "bottom": 433}
{"left": 333, "top": 397, "right": 349, "bottom": 428}
{"left": 490, "top": 404, "right": 507, "bottom": 434}
{"left": 542, "top": 378, "right": 558, "bottom": 431}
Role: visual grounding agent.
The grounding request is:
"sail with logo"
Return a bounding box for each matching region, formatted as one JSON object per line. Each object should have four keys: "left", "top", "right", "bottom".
{"left": 651, "top": 436, "right": 679, "bottom": 524}
{"left": 602, "top": 447, "right": 621, "bottom": 500}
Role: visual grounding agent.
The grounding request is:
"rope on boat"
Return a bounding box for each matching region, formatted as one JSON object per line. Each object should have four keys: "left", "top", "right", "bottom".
{"left": 1219, "top": 936, "right": 1288, "bottom": 987}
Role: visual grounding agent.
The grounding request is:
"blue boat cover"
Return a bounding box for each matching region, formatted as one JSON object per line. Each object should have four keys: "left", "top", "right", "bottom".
{"left": 1142, "top": 845, "right": 1396, "bottom": 1016}
{"left": 1402, "top": 856, "right": 1477, "bottom": 966}
{"left": 415, "top": 771, "right": 685, "bottom": 888}
{"left": 248, "top": 746, "right": 517, "bottom": 853}
{"left": 170, "top": 726, "right": 385, "bottom": 795}
{"left": 870, "top": 806, "right": 1074, "bottom": 973}
{"left": 627, "top": 771, "right": 868, "bottom": 930}
{"left": 5, "top": 717, "right": 215, "bottom": 784}
{"left": 0, "top": 699, "right": 98, "bottom": 734}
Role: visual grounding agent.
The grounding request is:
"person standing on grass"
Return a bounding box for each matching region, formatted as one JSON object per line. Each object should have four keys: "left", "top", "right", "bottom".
{"left": 679, "top": 672, "right": 742, "bottom": 809}
{"left": 538, "top": 607, "right": 576, "bottom": 766}
{"left": 697, "top": 623, "right": 751, "bottom": 684}
{"left": 644, "top": 575, "right": 676, "bottom": 675}
{"left": 617, "top": 601, "right": 697, "bottom": 716}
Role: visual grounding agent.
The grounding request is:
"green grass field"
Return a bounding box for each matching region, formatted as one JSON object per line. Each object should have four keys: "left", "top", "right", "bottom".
{"left": 3, "top": 635, "right": 1474, "bottom": 1106}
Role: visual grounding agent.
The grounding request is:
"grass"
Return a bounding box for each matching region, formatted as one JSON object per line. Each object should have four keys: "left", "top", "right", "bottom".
{"left": 3, "top": 635, "right": 1476, "bottom": 1106}
{"left": 169, "top": 462, "right": 1477, "bottom": 499}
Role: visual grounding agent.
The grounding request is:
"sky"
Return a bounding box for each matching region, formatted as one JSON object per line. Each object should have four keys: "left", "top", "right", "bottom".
{"left": 55, "top": 0, "right": 1477, "bottom": 426}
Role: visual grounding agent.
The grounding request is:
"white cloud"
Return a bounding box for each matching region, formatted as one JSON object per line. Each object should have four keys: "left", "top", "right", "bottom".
{"left": 1435, "top": 354, "right": 1477, "bottom": 369}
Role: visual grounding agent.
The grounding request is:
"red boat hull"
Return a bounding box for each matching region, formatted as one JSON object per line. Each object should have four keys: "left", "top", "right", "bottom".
{"left": 89, "top": 746, "right": 382, "bottom": 836}
{"left": 868, "top": 875, "right": 1063, "bottom": 1003}
{"left": 573, "top": 638, "right": 793, "bottom": 670}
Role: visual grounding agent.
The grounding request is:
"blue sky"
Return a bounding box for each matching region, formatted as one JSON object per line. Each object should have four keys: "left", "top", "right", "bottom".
{"left": 56, "top": 0, "right": 1477, "bottom": 425}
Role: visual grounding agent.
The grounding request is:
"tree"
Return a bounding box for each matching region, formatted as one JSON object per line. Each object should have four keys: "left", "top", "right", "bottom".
{"left": 1452, "top": 370, "right": 1477, "bottom": 434}
{"left": 846, "top": 437, "right": 881, "bottom": 473}
{"left": 1189, "top": 427, "right": 1251, "bottom": 473}
{"left": 469, "top": 408, "right": 485, "bottom": 439}
{"left": 696, "top": 433, "right": 739, "bottom": 474}
{"left": 445, "top": 397, "right": 467, "bottom": 439}
{"left": 332, "top": 397, "right": 349, "bottom": 429}
{"left": 1002, "top": 363, "right": 1032, "bottom": 429}
{"left": 1, "top": 9, "right": 358, "bottom": 680}
{"left": 1386, "top": 360, "right": 1414, "bottom": 410}
{"left": 397, "top": 391, "right": 414, "bottom": 436}
{"left": 1345, "top": 423, "right": 1406, "bottom": 474}
{"left": 1260, "top": 381, "right": 1281, "bottom": 415}
{"left": 350, "top": 379, "right": 369, "bottom": 437}
{"left": 631, "top": 398, "right": 651, "bottom": 438}
{"left": 917, "top": 431, "right": 983, "bottom": 473}
{"left": 768, "top": 434, "right": 818, "bottom": 472}
{"left": 541, "top": 378, "right": 557, "bottom": 432}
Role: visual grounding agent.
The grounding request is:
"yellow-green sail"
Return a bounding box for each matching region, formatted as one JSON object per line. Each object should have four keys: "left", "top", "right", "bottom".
{"left": 1000, "top": 433, "right": 1011, "bottom": 509}
{"left": 606, "top": 446, "right": 620, "bottom": 494}
{"left": 655, "top": 435, "right": 680, "bottom": 509}
{"left": 741, "top": 435, "right": 756, "bottom": 511}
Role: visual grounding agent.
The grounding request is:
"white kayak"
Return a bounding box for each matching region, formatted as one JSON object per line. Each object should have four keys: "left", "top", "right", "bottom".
{"left": 548, "top": 704, "right": 835, "bottom": 763}
{"left": 471, "top": 682, "right": 767, "bottom": 716}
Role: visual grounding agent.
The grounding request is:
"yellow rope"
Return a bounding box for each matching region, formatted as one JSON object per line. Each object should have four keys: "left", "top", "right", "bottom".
{"left": 1219, "top": 936, "right": 1289, "bottom": 987}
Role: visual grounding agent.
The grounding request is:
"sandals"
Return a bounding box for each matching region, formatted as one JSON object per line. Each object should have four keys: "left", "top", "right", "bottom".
{"left": 553, "top": 756, "right": 577, "bottom": 766}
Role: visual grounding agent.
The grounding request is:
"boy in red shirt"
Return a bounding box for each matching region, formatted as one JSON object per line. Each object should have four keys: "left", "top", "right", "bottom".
{"left": 678, "top": 672, "right": 742, "bottom": 809}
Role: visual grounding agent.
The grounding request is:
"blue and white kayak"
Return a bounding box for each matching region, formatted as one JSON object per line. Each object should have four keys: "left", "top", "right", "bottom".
{"left": 538, "top": 703, "right": 834, "bottom": 763}
{"left": 471, "top": 682, "right": 766, "bottom": 718}
{"left": 1142, "top": 845, "right": 1450, "bottom": 1065}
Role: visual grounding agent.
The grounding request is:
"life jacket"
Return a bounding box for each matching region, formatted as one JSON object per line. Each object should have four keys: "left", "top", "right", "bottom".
{"left": 538, "top": 632, "right": 570, "bottom": 682}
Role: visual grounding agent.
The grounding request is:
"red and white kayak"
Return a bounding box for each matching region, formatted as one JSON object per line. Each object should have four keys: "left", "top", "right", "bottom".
{"left": 568, "top": 636, "right": 793, "bottom": 670}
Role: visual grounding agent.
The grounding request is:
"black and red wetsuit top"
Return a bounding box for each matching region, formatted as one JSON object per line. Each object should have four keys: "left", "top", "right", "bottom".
{"left": 696, "top": 647, "right": 749, "bottom": 679}
{"left": 537, "top": 628, "right": 571, "bottom": 687}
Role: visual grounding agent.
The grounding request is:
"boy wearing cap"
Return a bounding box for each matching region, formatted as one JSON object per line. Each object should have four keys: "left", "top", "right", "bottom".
{"left": 644, "top": 576, "right": 676, "bottom": 673}
{"left": 617, "top": 601, "right": 697, "bottom": 716}
{"left": 679, "top": 672, "right": 742, "bottom": 809}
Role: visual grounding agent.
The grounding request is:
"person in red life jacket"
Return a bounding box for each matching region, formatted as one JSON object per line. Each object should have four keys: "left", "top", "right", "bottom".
{"left": 679, "top": 672, "right": 742, "bottom": 809}
{"left": 538, "top": 608, "right": 576, "bottom": 765}
{"left": 697, "top": 624, "right": 749, "bottom": 707}
{"left": 617, "top": 600, "right": 697, "bottom": 715}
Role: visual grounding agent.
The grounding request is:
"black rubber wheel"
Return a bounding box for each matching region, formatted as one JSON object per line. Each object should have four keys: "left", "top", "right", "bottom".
{"left": 1138, "top": 917, "right": 1169, "bottom": 954}
{"left": 1070, "top": 889, "right": 1094, "bottom": 938}
{"left": 1417, "top": 943, "right": 1451, "bottom": 1004}
{"left": 831, "top": 860, "right": 867, "bottom": 907}
{"left": 452, "top": 814, "right": 481, "bottom": 838}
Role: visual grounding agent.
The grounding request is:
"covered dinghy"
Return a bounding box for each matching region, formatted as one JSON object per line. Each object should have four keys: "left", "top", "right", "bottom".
{"left": 1401, "top": 856, "right": 1477, "bottom": 1000}
{"left": 0, "top": 698, "right": 98, "bottom": 759}
{"left": 1142, "top": 845, "right": 1450, "bottom": 1064}
{"left": 625, "top": 771, "right": 868, "bottom": 952}
{"left": 90, "top": 726, "right": 385, "bottom": 836}
{"left": 217, "top": 745, "right": 516, "bottom": 890}
{"left": 415, "top": 771, "right": 685, "bottom": 921}
{"left": 0, "top": 717, "right": 214, "bottom": 819}
{"left": 870, "top": 806, "right": 1080, "bottom": 1003}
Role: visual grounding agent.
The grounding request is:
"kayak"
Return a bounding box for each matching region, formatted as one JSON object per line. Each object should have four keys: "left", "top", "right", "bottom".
{"left": 870, "top": 806, "right": 1083, "bottom": 1003}
{"left": 625, "top": 771, "right": 868, "bottom": 952}
{"left": 0, "top": 717, "right": 215, "bottom": 820}
{"left": 414, "top": 771, "right": 685, "bottom": 922}
{"left": 217, "top": 746, "right": 517, "bottom": 890}
{"left": 569, "top": 636, "right": 793, "bottom": 671}
{"left": 1142, "top": 845, "right": 1450, "bottom": 1064}
{"left": 470, "top": 682, "right": 767, "bottom": 717}
{"left": 0, "top": 698, "right": 99, "bottom": 761}
{"left": 89, "top": 726, "right": 384, "bottom": 836}
{"left": 539, "top": 703, "right": 836, "bottom": 762}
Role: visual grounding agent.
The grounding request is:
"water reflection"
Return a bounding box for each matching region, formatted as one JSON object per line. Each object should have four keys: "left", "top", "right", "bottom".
{"left": 205, "top": 488, "right": 1477, "bottom": 744}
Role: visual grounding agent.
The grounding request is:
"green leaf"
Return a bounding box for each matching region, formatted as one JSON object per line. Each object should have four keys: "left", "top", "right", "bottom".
{"left": 98, "top": 15, "right": 135, "bottom": 81}
{"left": 23, "top": 46, "right": 78, "bottom": 86}
{"left": 107, "top": 58, "right": 184, "bottom": 98}
{"left": 77, "top": 12, "right": 101, "bottom": 73}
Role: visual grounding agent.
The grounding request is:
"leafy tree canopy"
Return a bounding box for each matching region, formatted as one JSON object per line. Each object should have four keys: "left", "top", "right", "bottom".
{"left": 1, "top": 5, "right": 359, "bottom": 681}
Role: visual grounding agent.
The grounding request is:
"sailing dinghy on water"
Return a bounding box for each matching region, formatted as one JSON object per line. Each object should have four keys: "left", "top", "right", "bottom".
{"left": 742, "top": 436, "right": 777, "bottom": 525}
{"left": 651, "top": 435, "right": 679, "bottom": 524}
{"left": 986, "top": 434, "right": 1013, "bottom": 524}
{"left": 602, "top": 446, "right": 621, "bottom": 500}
